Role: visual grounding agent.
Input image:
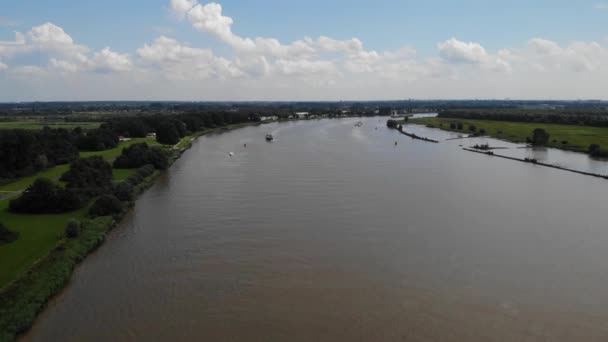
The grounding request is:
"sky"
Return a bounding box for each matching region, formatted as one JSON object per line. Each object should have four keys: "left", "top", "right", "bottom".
{"left": 0, "top": 0, "right": 607, "bottom": 101}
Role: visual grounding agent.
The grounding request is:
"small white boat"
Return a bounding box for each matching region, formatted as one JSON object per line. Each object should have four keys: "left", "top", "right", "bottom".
{"left": 229, "top": 152, "right": 234, "bottom": 157}
{"left": 265, "top": 134, "right": 274, "bottom": 142}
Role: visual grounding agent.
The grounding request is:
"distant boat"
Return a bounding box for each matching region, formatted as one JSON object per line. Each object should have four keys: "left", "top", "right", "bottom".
{"left": 355, "top": 122, "right": 363, "bottom": 127}
{"left": 265, "top": 134, "right": 274, "bottom": 142}
{"left": 229, "top": 152, "right": 234, "bottom": 157}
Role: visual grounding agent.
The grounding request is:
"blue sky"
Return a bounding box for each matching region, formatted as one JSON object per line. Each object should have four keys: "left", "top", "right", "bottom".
{"left": 2, "top": 0, "right": 605, "bottom": 55}
{"left": 0, "top": 0, "right": 607, "bottom": 100}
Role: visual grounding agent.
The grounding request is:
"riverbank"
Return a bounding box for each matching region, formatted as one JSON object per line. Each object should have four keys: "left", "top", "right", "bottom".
{"left": 0, "top": 121, "right": 267, "bottom": 342}
{"left": 0, "top": 137, "right": 158, "bottom": 290}
{"left": 410, "top": 117, "right": 608, "bottom": 155}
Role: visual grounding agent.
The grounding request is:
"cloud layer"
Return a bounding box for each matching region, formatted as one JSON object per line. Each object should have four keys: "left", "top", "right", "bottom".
{"left": 0, "top": 1, "right": 607, "bottom": 101}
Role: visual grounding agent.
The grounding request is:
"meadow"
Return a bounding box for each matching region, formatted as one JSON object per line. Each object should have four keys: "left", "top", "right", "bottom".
{"left": 411, "top": 117, "right": 608, "bottom": 153}
{"left": 0, "top": 137, "right": 157, "bottom": 289}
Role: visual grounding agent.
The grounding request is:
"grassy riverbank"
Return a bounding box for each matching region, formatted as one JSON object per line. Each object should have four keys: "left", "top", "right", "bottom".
{"left": 411, "top": 117, "right": 608, "bottom": 154}
{"left": 0, "top": 121, "right": 267, "bottom": 342}
{"left": 0, "top": 137, "right": 158, "bottom": 290}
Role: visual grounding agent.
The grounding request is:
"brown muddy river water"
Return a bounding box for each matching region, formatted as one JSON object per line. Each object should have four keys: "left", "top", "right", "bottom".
{"left": 24, "top": 117, "right": 608, "bottom": 341}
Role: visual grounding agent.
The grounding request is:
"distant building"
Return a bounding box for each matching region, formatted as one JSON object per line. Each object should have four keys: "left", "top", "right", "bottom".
{"left": 260, "top": 116, "right": 278, "bottom": 121}
{"left": 295, "top": 112, "right": 309, "bottom": 118}
{"left": 146, "top": 132, "right": 157, "bottom": 138}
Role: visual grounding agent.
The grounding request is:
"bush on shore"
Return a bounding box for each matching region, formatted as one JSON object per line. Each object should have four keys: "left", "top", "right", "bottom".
{"left": 89, "top": 195, "right": 124, "bottom": 218}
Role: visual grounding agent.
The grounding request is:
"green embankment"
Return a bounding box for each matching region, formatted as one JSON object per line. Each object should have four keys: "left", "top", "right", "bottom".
{"left": 0, "top": 122, "right": 101, "bottom": 130}
{"left": 0, "top": 202, "right": 88, "bottom": 288}
{"left": 411, "top": 117, "right": 608, "bottom": 153}
{"left": 0, "top": 216, "right": 112, "bottom": 342}
{"left": 0, "top": 137, "right": 157, "bottom": 289}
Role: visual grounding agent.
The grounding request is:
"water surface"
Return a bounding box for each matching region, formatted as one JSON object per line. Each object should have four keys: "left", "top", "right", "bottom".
{"left": 25, "top": 118, "right": 608, "bottom": 341}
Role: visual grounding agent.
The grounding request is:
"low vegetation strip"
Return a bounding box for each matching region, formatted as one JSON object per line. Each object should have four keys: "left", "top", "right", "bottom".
{"left": 0, "top": 216, "right": 112, "bottom": 342}
{"left": 386, "top": 119, "right": 439, "bottom": 143}
{"left": 411, "top": 117, "right": 608, "bottom": 155}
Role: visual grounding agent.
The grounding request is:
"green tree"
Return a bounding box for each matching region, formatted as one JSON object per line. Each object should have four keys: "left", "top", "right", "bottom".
{"left": 61, "top": 157, "right": 113, "bottom": 196}
{"left": 9, "top": 178, "right": 83, "bottom": 213}
{"left": 156, "top": 121, "right": 181, "bottom": 145}
{"left": 89, "top": 195, "right": 124, "bottom": 217}
{"left": 531, "top": 128, "right": 550, "bottom": 146}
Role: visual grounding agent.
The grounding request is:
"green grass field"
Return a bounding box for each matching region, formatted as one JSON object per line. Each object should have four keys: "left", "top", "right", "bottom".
{"left": 80, "top": 137, "right": 158, "bottom": 160}
{"left": 410, "top": 117, "right": 608, "bottom": 153}
{"left": 0, "top": 121, "right": 101, "bottom": 130}
{"left": 0, "top": 137, "right": 157, "bottom": 289}
{"left": 0, "top": 201, "right": 88, "bottom": 288}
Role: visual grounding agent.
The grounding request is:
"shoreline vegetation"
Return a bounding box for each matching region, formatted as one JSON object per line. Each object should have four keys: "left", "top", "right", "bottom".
{"left": 410, "top": 117, "right": 608, "bottom": 157}
{"left": 386, "top": 119, "right": 438, "bottom": 143}
{"left": 0, "top": 119, "right": 270, "bottom": 342}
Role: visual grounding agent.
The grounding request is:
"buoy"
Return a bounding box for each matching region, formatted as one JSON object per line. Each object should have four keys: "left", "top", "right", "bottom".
{"left": 244, "top": 143, "right": 247, "bottom": 148}
{"left": 395, "top": 141, "right": 398, "bottom": 146}
{"left": 229, "top": 152, "right": 234, "bottom": 157}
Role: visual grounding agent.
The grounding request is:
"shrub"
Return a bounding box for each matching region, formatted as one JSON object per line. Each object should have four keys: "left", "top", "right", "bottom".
{"left": 137, "top": 164, "right": 156, "bottom": 178}
{"left": 126, "top": 173, "right": 144, "bottom": 186}
{"left": 113, "top": 182, "right": 134, "bottom": 202}
{"left": 562, "top": 141, "right": 568, "bottom": 145}
{"left": 0, "top": 223, "right": 19, "bottom": 244}
{"left": 449, "top": 123, "right": 457, "bottom": 129}
{"left": 456, "top": 123, "right": 463, "bottom": 130}
{"left": 89, "top": 195, "right": 124, "bottom": 218}
{"left": 468, "top": 124, "right": 477, "bottom": 132}
{"left": 65, "top": 219, "right": 81, "bottom": 239}
{"left": 479, "top": 128, "right": 487, "bottom": 135}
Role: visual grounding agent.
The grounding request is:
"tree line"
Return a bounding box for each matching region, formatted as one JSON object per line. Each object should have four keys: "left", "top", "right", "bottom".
{"left": 438, "top": 109, "right": 608, "bottom": 128}
{"left": 0, "top": 127, "right": 119, "bottom": 181}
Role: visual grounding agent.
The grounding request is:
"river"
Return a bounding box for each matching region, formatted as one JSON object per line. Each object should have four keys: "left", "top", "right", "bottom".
{"left": 24, "top": 117, "right": 608, "bottom": 341}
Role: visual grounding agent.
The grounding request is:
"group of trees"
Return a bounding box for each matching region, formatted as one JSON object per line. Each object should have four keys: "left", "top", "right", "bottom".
{"left": 74, "top": 128, "right": 118, "bottom": 151}
{"left": 9, "top": 178, "right": 83, "bottom": 214}
{"left": 102, "top": 111, "right": 258, "bottom": 143}
{"left": 449, "top": 122, "right": 464, "bottom": 130}
{"left": 9, "top": 149, "right": 166, "bottom": 217}
{"left": 0, "top": 127, "right": 121, "bottom": 181}
{"left": 60, "top": 156, "right": 113, "bottom": 197}
{"left": 386, "top": 120, "right": 399, "bottom": 129}
{"left": 439, "top": 109, "right": 608, "bottom": 128}
{"left": 10, "top": 156, "right": 113, "bottom": 214}
{"left": 113, "top": 143, "right": 169, "bottom": 170}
